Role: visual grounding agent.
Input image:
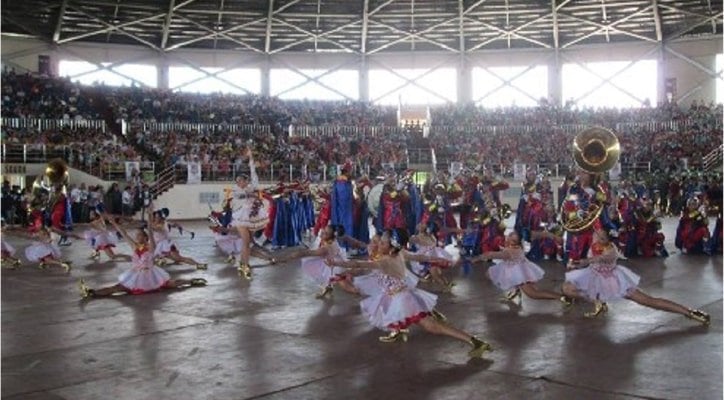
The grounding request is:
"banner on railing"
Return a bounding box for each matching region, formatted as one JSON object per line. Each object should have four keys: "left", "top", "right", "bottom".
{"left": 609, "top": 162, "right": 622, "bottom": 180}
{"left": 513, "top": 163, "right": 526, "bottom": 181}
{"left": 125, "top": 161, "right": 140, "bottom": 182}
{"left": 187, "top": 161, "right": 202, "bottom": 184}
{"left": 450, "top": 162, "right": 463, "bottom": 176}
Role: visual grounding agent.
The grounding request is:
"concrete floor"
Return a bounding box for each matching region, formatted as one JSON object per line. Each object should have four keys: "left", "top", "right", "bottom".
{"left": 2, "top": 217, "right": 721, "bottom": 400}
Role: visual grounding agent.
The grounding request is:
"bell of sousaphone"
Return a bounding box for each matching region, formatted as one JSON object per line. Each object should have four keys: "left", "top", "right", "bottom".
{"left": 572, "top": 127, "right": 620, "bottom": 174}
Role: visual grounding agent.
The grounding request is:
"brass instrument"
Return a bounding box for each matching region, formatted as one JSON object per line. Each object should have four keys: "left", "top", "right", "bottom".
{"left": 30, "top": 158, "right": 69, "bottom": 210}
{"left": 562, "top": 127, "right": 620, "bottom": 232}
{"left": 572, "top": 127, "right": 620, "bottom": 174}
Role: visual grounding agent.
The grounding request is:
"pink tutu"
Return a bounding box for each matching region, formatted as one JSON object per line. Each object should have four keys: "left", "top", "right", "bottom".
{"left": 565, "top": 264, "right": 640, "bottom": 301}
{"left": 215, "top": 233, "right": 242, "bottom": 256}
{"left": 487, "top": 248, "right": 545, "bottom": 291}
{"left": 118, "top": 250, "right": 171, "bottom": 294}
{"left": 359, "top": 273, "right": 437, "bottom": 331}
{"left": 25, "top": 242, "right": 61, "bottom": 262}
{"left": 83, "top": 229, "right": 118, "bottom": 250}
{"left": 301, "top": 241, "right": 346, "bottom": 287}
{"left": 2, "top": 241, "right": 16, "bottom": 257}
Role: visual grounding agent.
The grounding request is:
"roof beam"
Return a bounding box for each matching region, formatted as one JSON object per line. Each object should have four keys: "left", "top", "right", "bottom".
{"left": 57, "top": 11, "right": 165, "bottom": 45}
{"left": 651, "top": 0, "right": 662, "bottom": 42}
{"left": 272, "top": 18, "right": 358, "bottom": 53}
{"left": 361, "top": 0, "right": 369, "bottom": 53}
{"left": 162, "top": 0, "right": 177, "bottom": 49}
{"left": 561, "top": 6, "right": 656, "bottom": 48}
{"left": 466, "top": 13, "right": 554, "bottom": 51}
{"left": 270, "top": 18, "right": 361, "bottom": 54}
{"left": 368, "top": 20, "right": 459, "bottom": 53}
{"left": 176, "top": 15, "right": 264, "bottom": 53}
{"left": 53, "top": 0, "right": 68, "bottom": 43}
{"left": 265, "top": 0, "right": 274, "bottom": 53}
{"left": 663, "top": 10, "right": 723, "bottom": 41}
{"left": 551, "top": 0, "right": 559, "bottom": 49}
{"left": 458, "top": 0, "right": 465, "bottom": 53}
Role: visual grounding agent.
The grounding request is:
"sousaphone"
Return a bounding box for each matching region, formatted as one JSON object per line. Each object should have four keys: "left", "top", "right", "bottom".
{"left": 562, "top": 127, "right": 620, "bottom": 232}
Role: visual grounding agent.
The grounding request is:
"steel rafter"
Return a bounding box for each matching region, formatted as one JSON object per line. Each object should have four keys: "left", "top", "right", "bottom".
{"left": 176, "top": 14, "right": 264, "bottom": 53}
{"left": 166, "top": 53, "right": 264, "bottom": 93}
{"left": 52, "top": 0, "right": 68, "bottom": 43}
{"left": 561, "top": 5, "right": 656, "bottom": 48}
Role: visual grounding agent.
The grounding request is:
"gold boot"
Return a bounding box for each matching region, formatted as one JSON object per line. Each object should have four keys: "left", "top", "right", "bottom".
{"left": 195, "top": 263, "right": 208, "bottom": 270}
{"left": 584, "top": 301, "right": 608, "bottom": 318}
{"left": 687, "top": 309, "right": 711, "bottom": 325}
{"left": 38, "top": 262, "right": 47, "bottom": 270}
{"left": 238, "top": 263, "right": 252, "bottom": 280}
{"left": 500, "top": 288, "right": 521, "bottom": 303}
{"left": 89, "top": 251, "right": 101, "bottom": 261}
{"left": 12, "top": 259, "right": 21, "bottom": 269}
{"left": 61, "top": 262, "right": 72, "bottom": 274}
{"left": 560, "top": 295, "right": 574, "bottom": 308}
{"left": 315, "top": 285, "right": 333, "bottom": 299}
{"left": 431, "top": 309, "right": 447, "bottom": 322}
{"left": 226, "top": 255, "right": 236, "bottom": 264}
{"left": 378, "top": 329, "right": 409, "bottom": 343}
{"left": 189, "top": 278, "right": 208, "bottom": 287}
{"left": 468, "top": 336, "right": 493, "bottom": 358}
{"left": 78, "top": 278, "right": 94, "bottom": 299}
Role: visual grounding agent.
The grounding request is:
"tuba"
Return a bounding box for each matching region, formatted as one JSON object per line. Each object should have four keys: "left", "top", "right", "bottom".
{"left": 562, "top": 127, "right": 620, "bottom": 232}
{"left": 30, "top": 158, "right": 69, "bottom": 210}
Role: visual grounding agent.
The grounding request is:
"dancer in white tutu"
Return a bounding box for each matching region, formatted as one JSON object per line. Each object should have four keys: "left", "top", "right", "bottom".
{"left": 326, "top": 228, "right": 492, "bottom": 358}
{"left": 284, "top": 224, "right": 357, "bottom": 298}
{"left": 230, "top": 147, "right": 274, "bottom": 279}
{"left": 472, "top": 231, "right": 562, "bottom": 304}
{"left": 72, "top": 209, "right": 131, "bottom": 263}
{"left": 409, "top": 222, "right": 455, "bottom": 292}
{"left": 1, "top": 238, "right": 22, "bottom": 268}
{"left": 562, "top": 229, "right": 710, "bottom": 324}
{"left": 150, "top": 211, "right": 207, "bottom": 270}
{"left": 78, "top": 204, "right": 207, "bottom": 298}
{"left": 212, "top": 225, "right": 243, "bottom": 264}
{"left": 20, "top": 227, "right": 72, "bottom": 273}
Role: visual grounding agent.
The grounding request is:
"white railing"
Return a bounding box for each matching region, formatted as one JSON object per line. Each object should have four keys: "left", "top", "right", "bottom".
{"left": 134, "top": 120, "right": 270, "bottom": 134}
{"left": 1, "top": 117, "right": 107, "bottom": 132}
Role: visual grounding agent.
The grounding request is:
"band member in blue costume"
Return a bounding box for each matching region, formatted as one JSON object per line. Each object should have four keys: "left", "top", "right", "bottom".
{"left": 331, "top": 162, "right": 354, "bottom": 248}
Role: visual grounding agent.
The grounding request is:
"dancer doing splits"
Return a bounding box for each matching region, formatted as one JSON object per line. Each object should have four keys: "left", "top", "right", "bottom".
{"left": 326, "top": 228, "right": 492, "bottom": 358}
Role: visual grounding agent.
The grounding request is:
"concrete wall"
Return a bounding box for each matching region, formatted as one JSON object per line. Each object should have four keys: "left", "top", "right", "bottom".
{"left": 2, "top": 35, "right": 721, "bottom": 106}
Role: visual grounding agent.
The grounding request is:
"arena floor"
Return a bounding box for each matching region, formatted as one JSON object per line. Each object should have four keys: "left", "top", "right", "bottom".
{"left": 2, "top": 217, "right": 721, "bottom": 400}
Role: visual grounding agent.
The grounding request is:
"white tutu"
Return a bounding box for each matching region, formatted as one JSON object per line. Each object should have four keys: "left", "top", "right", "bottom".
{"left": 359, "top": 273, "right": 437, "bottom": 331}
{"left": 566, "top": 263, "right": 640, "bottom": 301}
{"left": 83, "top": 229, "right": 118, "bottom": 250}
{"left": 354, "top": 270, "right": 420, "bottom": 297}
{"left": 231, "top": 198, "right": 270, "bottom": 231}
{"left": 487, "top": 248, "right": 545, "bottom": 291}
{"left": 409, "top": 245, "right": 454, "bottom": 273}
{"left": 25, "top": 241, "right": 61, "bottom": 262}
{"left": 1, "top": 241, "right": 16, "bottom": 257}
{"left": 216, "top": 233, "right": 242, "bottom": 256}
{"left": 301, "top": 241, "right": 346, "bottom": 287}
{"left": 118, "top": 249, "right": 171, "bottom": 294}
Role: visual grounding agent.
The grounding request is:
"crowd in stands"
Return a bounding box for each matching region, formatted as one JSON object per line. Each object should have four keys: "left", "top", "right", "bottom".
{"left": 1, "top": 70, "right": 100, "bottom": 120}
{"left": 1, "top": 70, "right": 721, "bottom": 184}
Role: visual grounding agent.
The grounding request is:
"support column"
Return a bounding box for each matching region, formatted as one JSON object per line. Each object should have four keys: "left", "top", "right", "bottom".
{"left": 359, "top": 55, "right": 369, "bottom": 102}
{"left": 548, "top": 50, "right": 562, "bottom": 106}
{"left": 656, "top": 43, "right": 667, "bottom": 105}
{"left": 457, "top": 54, "right": 472, "bottom": 104}
{"left": 157, "top": 56, "right": 169, "bottom": 90}
{"left": 261, "top": 55, "right": 271, "bottom": 96}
